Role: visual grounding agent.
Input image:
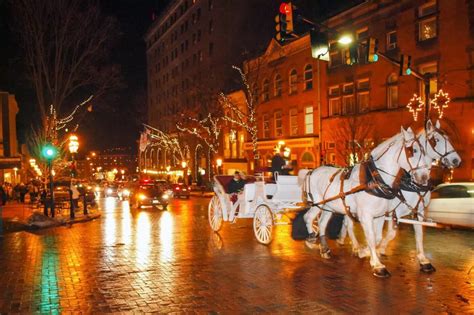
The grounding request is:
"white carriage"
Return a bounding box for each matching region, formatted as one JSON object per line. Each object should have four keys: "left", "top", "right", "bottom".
{"left": 208, "top": 173, "right": 306, "bottom": 244}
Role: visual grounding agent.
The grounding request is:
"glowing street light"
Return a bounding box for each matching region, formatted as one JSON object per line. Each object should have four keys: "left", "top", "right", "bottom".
{"left": 181, "top": 161, "right": 187, "bottom": 168}
{"left": 338, "top": 34, "right": 353, "bottom": 45}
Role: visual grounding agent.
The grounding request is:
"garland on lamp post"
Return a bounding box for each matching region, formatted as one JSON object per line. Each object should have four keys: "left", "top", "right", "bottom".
{"left": 407, "top": 94, "right": 424, "bottom": 122}
{"left": 431, "top": 89, "right": 450, "bottom": 119}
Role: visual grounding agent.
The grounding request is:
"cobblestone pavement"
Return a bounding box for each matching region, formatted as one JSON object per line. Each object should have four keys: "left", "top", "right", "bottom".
{"left": 0, "top": 196, "right": 472, "bottom": 313}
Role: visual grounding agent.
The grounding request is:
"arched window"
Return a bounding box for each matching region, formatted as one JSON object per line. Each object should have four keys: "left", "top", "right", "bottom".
{"left": 301, "top": 152, "right": 314, "bottom": 162}
{"left": 274, "top": 74, "right": 282, "bottom": 97}
{"left": 289, "top": 69, "right": 297, "bottom": 94}
{"left": 304, "top": 64, "right": 313, "bottom": 90}
{"left": 262, "top": 79, "right": 269, "bottom": 101}
{"left": 387, "top": 73, "right": 398, "bottom": 108}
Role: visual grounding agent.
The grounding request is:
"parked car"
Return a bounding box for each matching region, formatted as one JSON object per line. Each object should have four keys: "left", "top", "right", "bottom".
{"left": 134, "top": 184, "right": 170, "bottom": 209}
{"left": 426, "top": 182, "right": 474, "bottom": 228}
{"left": 171, "top": 183, "right": 190, "bottom": 199}
{"left": 118, "top": 185, "right": 132, "bottom": 201}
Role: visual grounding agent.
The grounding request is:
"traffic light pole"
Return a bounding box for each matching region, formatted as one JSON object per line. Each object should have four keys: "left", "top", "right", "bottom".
{"left": 376, "top": 51, "right": 432, "bottom": 128}
{"left": 49, "top": 160, "right": 55, "bottom": 218}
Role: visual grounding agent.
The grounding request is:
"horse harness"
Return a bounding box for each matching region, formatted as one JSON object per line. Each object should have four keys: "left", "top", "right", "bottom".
{"left": 426, "top": 126, "right": 456, "bottom": 162}
{"left": 303, "top": 135, "right": 430, "bottom": 222}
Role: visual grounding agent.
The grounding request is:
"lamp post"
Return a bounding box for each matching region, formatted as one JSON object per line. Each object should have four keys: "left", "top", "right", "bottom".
{"left": 216, "top": 158, "right": 222, "bottom": 175}
{"left": 181, "top": 161, "right": 188, "bottom": 184}
{"left": 68, "top": 135, "right": 79, "bottom": 219}
{"left": 12, "top": 167, "right": 18, "bottom": 184}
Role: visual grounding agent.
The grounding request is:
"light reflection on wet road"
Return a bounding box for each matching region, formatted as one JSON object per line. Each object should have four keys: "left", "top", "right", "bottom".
{"left": 0, "top": 196, "right": 472, "bottom": 313}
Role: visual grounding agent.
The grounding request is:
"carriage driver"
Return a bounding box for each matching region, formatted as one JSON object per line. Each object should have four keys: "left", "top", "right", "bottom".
{"left": 271, "top": 146, "right": 292, "bottom": 180}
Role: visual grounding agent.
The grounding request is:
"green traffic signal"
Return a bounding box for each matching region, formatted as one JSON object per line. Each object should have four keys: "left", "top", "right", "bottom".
{"left": 42, "top": 144, "right": 58, "bottom": 161}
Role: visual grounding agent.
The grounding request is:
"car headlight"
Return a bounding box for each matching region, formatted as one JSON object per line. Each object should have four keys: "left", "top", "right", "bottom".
{"left": 107, "top": 188, "right": 113, "bottom": 194}
{"left": 123, "top": 189, "right": 130, "bottom": 196}
{"left": 162, "top": 193, "right": 169, "bottom": 200}
{"left": 138, "top": 194, "right": 147, "bottom": 201}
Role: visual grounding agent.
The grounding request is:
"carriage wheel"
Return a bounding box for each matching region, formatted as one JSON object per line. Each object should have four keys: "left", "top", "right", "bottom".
{"left": 253, "top": 205, "right": 274, "bottom": 245}
{"left": 208, "top": 196, "right": 223, "bottom": 232}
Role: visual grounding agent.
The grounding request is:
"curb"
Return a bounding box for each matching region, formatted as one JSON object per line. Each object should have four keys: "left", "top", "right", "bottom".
{"left": 26, "top": 213, "right": 102, "bottom": 230}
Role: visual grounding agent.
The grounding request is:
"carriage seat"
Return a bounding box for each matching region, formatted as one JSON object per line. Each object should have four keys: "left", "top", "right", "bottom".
{"left": 214, "top": 175, "right": 235, "bottom": 193}
{"left": 272, "top": 175, "right": 302, "bottom": 202}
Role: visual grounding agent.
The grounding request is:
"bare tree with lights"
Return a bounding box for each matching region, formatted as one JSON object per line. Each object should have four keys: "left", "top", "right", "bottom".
{"left": 143, "top": 124, "right": 190, "bottom": 165}
{"left": 328, "top": 115, "right": 374, "bottom": 166}
{"left": 219, "top": 66, "right": 260, "bottom": 165}
{"left": 12, "top": 0, "right": 120, "bottom": 139}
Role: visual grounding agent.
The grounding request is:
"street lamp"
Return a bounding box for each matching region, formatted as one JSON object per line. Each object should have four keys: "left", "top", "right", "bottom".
{"left": 13, "top": 167, "right": 18, "bottom": 184}
{"left": 68, "top": 135, "right": 79, "bottom": 219}
{"left": 338, "top": 34, "right": 353, "bottom": 45}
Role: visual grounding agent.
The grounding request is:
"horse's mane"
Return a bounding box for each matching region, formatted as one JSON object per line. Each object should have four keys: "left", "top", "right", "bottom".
{"left": 370, "top": 132, "right": 402, "bottom": 160}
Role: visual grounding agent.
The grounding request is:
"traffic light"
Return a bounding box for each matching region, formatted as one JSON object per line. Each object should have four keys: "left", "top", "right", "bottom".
{"left": 400, "top": 54, "right": 412, "bottom": 76}
{"left": 275, "top": 2, "right": 294, "bottom": 42}
{"left": 367, "top": 37, "right": 378, "bottom": 62}
{"left": 345, "top": 44, "right": 359, "bottom": 65}
{"left": 41, "top": 144, "right": 58, "bottom": 161}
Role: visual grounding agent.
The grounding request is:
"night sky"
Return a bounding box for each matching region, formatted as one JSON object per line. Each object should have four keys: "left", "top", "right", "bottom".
{"left": 0, "top": 0, "right": 360, "bottom": 153}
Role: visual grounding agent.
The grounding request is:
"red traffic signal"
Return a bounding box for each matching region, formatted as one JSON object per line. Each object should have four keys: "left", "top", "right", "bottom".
{"left": 279, "top": 2, "right": 291, "bottom": 15}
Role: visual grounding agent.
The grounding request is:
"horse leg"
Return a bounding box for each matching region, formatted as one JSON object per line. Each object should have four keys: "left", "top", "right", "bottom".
{"left": 415, "top": 213, "right": 436, "bottom": 273}
{"left": 378, "top": 218, "right": 397, "bottom": 256}
{"left": 304, "top": 206, "right": 321, "bottom": 242}
{"left": 343, "top": 217, "right": 362, "bottom": 256}
{"left": 318, "top": 211, "right": 332, "bottom": 259}
{"left": 337, "top": 216, "right": 348, "bottom": 245}
{"left": 360, "top": 214, "right": 390, "bottom": 277}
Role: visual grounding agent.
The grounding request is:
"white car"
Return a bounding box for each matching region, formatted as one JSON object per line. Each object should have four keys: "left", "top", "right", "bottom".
{"left": 426, "top": 182, "right": 474, "bottom": 228}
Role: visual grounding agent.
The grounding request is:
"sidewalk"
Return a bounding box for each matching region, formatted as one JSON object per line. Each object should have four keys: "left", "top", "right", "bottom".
{"left": 0, "top": 202, "right": 101, "bottom": 235}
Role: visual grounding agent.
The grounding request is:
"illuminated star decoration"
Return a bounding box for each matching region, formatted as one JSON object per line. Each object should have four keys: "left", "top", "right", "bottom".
{"left": 431, "top": 89, "right": 450, "bottom": 119}
{"left": 407, "top": 94, "right": 424, "bottom": 122}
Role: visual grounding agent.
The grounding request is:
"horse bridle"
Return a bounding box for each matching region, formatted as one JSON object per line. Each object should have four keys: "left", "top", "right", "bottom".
{"left": 373, "top": 134, "right": 429, "bottom": 180}
{"left": 426, "top": 127, "right": 456, "bottom": 163}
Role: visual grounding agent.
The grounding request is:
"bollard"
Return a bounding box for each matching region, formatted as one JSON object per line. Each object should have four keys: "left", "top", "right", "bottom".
{"left": 83, "top": 194, "right": 88, "bottom": 215}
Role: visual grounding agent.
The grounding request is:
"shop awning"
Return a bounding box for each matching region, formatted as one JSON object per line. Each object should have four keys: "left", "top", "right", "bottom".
{"left": 0, "top": 157, "right": 22, "bottom": 169}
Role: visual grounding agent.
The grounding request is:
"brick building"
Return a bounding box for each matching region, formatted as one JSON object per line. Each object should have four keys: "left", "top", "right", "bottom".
{"left": 320, "top": 0, "right": 474, "bottom": 181}
{"left": 240, "top": 36, "right": 327, "bottom": 173}
{"left": 143, "top": 0, "right": 274, "bottom": 177}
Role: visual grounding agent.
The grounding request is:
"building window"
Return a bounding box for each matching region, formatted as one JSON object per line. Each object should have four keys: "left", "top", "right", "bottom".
{"left": 419, "top": 63, "right": 438, "bottom": 100}
{"left": 252, "top": 83, "right": 259, "bottom": 104}
{"left": 387, "top": 73, "right": 399, "bottom": 108}
{"left": 301, "top": 152, "right": 314, "bottom": 163}
{"left": 342, "top": 83, "right": 355, "bottom": 114}
{"left": 263, "top": 114, "right": 270, "bottom": 138}
{"left": 329, "top": 41, "right": 342, "bottom": 67}
{"left": 357, "top": 27, "right": 368, "bottom": 62}
{"left": 357, "top": 79, "right": 370, "bottom": 112}
{"left": 304, "top": 64, "right": 313, "bottom": 90}
{"left": 274, "top": 74, "right": 282, "bottom": 97}
{"left": 329, "top": 86, "right": 341, "bottom": 116}
{"left": 418, "top": 1, "right": 437, "bottom": 41}
{"left": 386, "top": 31, "right": 397, "bottom": 50}
{"left": 274, "top": 111, "right": 283, "bottom": 137}
{"left": 289, "top": 108, "right": 298, "bottom": 136}
{"left": 304, "top": 106, "right": 313, "bottom": 134}
{"left": 289, "top": 69, "right": 297, "bottom": 94}
{"left": 209, "top": 20, "right": 213, "bottom": 34}
{"left": 262, "top": 79, "right": 269, "bottom": 102}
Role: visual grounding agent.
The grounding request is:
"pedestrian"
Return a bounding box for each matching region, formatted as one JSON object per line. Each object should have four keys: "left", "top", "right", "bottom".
{"left": 70, "top": 181, "right": 80, "bottom": 210}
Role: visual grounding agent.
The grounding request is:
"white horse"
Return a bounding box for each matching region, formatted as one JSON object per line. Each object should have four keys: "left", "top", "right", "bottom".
{"left": 299, "top": 127, "right": 430, "bottom": 277}
{"left": 339, "top": 120, "right": 461, "bottom": 273}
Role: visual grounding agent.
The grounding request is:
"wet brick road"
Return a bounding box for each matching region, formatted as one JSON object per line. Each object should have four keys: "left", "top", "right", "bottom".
{"left": 0, "top": 197, "right": 472, "bottom": 313}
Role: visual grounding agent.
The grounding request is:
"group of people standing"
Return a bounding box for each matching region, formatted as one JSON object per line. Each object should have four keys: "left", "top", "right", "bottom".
{"left": 0, "top": 182, "right": 42, "bottom": 205}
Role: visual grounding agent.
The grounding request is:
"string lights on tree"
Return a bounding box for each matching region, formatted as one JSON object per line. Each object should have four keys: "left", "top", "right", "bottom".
{"left": 431, "top": 89, "right": 450, "bottom": 119}
{"left": 407, "top": 94, "right": 424, "bottom": 122}
{"left": 219, "top": 66, "right": 260, "bottom": 161}
{"left": 177, "top": 113, "right": 222, "bottom": 154}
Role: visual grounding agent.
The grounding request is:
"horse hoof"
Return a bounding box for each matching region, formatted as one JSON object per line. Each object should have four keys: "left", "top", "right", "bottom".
{"left": 321, "top": 250, "right": 332, "bottom": 259}
{"left": 373, "top": 268, "right": 391, "bottom": 278}
{"left": 305, "top": 241, "right": 319, "bottom": 250}
{"left": 420, "top": 263, "right": 436, "bottom": 273}
{"left": 336, "top": 239, "right": 345, "bottom": 246}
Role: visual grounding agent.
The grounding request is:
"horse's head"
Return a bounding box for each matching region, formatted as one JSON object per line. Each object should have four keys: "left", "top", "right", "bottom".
{"left": 424, "top": 119, "right": 461, "bottom": 168}
{"left": 400, "top": 126, "right": 431, "bottom": 186}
